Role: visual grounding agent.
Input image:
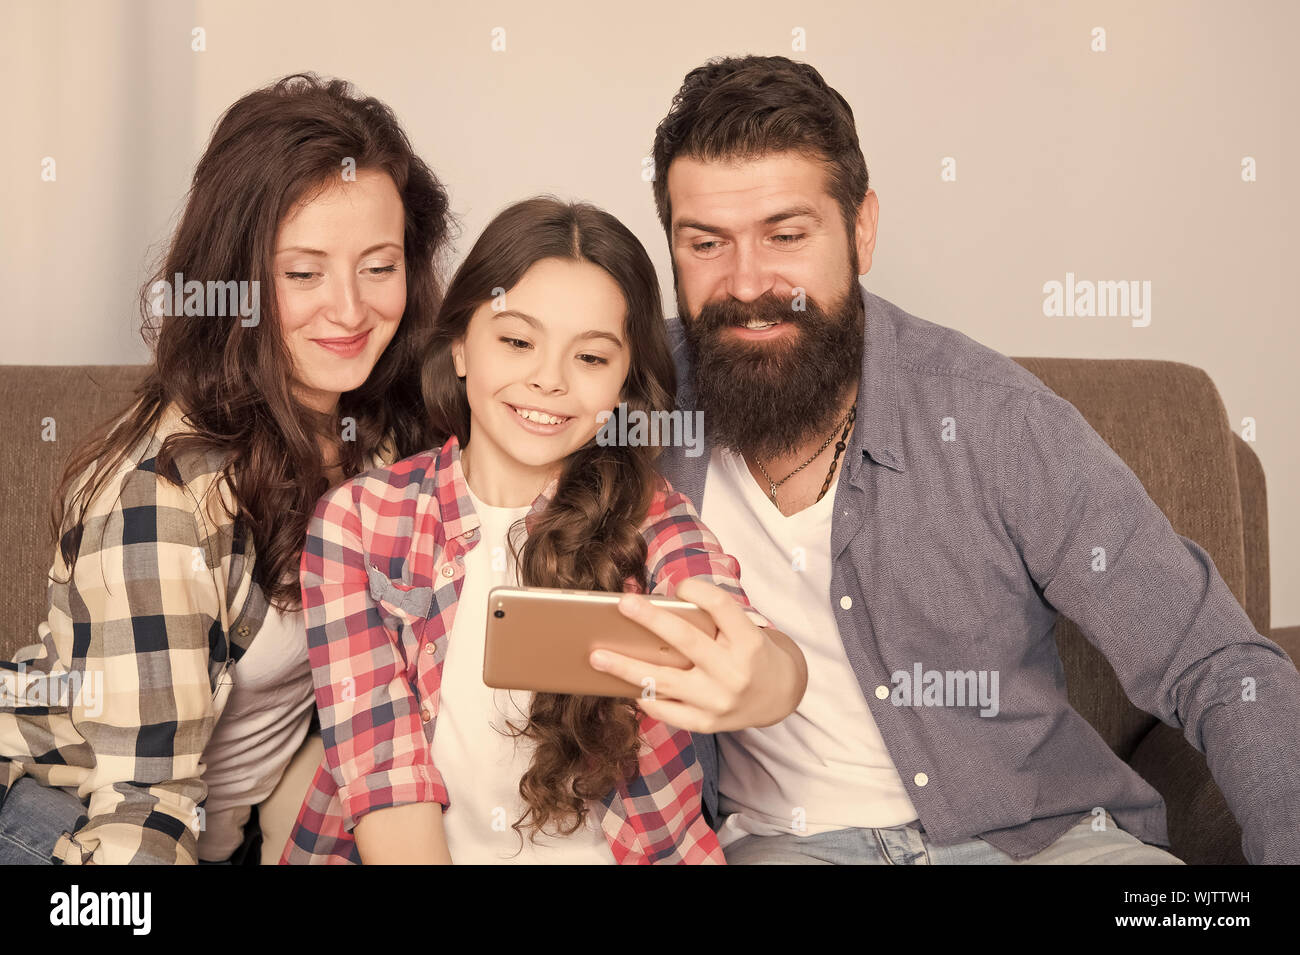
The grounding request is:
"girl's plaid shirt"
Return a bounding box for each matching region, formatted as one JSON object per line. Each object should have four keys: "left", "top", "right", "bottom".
{"left": 281, "top": 434, "right": 768, "bottom": 864}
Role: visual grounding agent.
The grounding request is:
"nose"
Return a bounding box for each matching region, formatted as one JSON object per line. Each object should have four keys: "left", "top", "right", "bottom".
{"left": 526, "top": 347, "right": 568, "bottom": 397}
{"left": 726, "top": 238, "right": 776, "bottom": 304}
{"left": 324, "top": 274, "right": 367, "bottom": 332}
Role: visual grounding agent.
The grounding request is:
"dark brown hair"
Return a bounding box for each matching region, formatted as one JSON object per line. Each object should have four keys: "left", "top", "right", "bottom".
{"left": 423, "top": 196, "right": 676, "bottom": 844}
{"left": 651, "top": 55, "right": 870, "bottom": 244}
{"left": 51, "top": 73, "right": 455, "bottom": 611}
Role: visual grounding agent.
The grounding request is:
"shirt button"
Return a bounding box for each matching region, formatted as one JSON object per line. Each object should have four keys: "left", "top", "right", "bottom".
{"left": 424, "top": 643, "right": 436, "bottom": 655}
{"left": 464, "top": 529, "right": 477, "bottom": 540}
{"left": 875, "top": 685, "right": 889, "bottom": 700}
{"left": 914, "top": 772, "right": 929, "bottom": 787}
{"left": 420, "top": 706, "right": 432, "bottom": 723}
{"left": 839, "top": 595, "right": 852, "bottom": 610}
{"left": 441, "top": 565, "right": 455, "bottom": 578}
{"left": 237, "top": 625, "right": 249, "bottom": 637}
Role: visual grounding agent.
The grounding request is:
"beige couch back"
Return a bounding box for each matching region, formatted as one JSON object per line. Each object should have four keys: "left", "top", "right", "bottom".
{"left": 0, "top": 360, "right": 1270, "bottom": 767}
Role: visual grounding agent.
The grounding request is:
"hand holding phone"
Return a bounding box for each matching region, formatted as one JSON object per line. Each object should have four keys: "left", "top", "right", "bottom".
{"left": 482, "top": 586, "right": 717, "bottom": 698}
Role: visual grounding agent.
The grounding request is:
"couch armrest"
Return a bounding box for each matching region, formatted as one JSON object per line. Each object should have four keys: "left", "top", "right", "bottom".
{"left": 1127, "top": 721, "right": 1246, "bottom": 865}
{"left": 1270, "top": 626, "right": 1300, "bottom": 667}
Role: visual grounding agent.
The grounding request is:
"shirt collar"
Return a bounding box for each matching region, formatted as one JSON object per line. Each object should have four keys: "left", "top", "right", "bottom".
{"left": 847, "top": 283, "right": 907, "bottom": 480}
{"left": 435, "top": 433, "right": 560, "bottom": 543}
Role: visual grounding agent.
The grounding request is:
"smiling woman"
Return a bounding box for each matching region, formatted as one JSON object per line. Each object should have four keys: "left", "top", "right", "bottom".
{"left": 274, "top": 175, "right": 411, "bottom": 415}
{"left": 0, "top": 73, "right": 455, "bottom": 865}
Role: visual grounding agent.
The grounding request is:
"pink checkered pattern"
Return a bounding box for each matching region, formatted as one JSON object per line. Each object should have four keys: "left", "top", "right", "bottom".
{"left": 281, "top": 434, "right": 766, "bottom": 864}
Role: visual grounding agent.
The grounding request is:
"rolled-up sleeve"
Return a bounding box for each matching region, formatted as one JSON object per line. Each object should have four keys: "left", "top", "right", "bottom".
{"left": 301, "top": 484, "right": 446, "bottom": 832}
{"left": 1002, "top": 388, "right": 1300, "bottom": 864}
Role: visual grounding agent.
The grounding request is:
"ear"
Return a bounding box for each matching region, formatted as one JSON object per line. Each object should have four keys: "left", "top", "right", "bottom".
{"left": 852, "top": 189, "right": 880, "bottom": 277}
{"left": 451, "top": 338, "right": 466, "bottom": 378}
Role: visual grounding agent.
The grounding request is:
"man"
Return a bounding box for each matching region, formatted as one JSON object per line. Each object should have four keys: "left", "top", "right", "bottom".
{"left": 592, "top": 54, "right": 1300, "bottom": 864}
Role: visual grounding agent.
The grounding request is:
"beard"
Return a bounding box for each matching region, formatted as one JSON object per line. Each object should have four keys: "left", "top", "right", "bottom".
{"left": 679, "top": 276, "right": 865, "bottom": 460}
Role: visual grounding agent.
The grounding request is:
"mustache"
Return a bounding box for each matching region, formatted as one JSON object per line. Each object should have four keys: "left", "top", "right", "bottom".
{"left": 691, "top": 292, "right": 826, "bottom": 332}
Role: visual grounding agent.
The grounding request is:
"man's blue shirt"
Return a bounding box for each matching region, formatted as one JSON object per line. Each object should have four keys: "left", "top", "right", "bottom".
{"left": 655, "top": 283, "right": 1300, "bottom": 863}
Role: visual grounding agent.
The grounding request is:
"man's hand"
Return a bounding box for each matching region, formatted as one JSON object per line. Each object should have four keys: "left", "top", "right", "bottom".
{"left": 587, "top": 578, "right": 807, "bottom": 732}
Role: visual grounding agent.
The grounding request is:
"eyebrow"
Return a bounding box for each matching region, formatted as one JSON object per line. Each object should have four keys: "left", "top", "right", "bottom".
{"left": 673, "top": 205, "right": 824, "bottom": 237}
{"left": 492, "top": 310, "right": 625, "bottom": 348}
{"left": 275, "top": 241, "right": 403, "bottom": 257}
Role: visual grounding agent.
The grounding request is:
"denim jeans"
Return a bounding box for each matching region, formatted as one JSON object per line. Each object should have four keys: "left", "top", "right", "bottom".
{"left": 723, "top": 811, "right": 1186, "bottom": 865}
{"left": 0, "top": 776, "right": 252, "bottom": 864}
{"left": 0, "top": 776, "right": 88, "bottom": 864}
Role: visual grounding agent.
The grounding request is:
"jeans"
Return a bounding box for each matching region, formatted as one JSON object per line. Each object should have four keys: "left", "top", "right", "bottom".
{"left": 723, "top": 811, "right": 1186, "bottom": 865}
{"left": 0, "top": 776, "right": 258, "bottom": 864}
{"left": 0, "top": 776, "right": 88, "bottom": 864}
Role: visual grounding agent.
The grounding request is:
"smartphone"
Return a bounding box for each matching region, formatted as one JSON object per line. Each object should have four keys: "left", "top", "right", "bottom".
{"left": 482, "top": 585, "right": 717, "bottom": 698}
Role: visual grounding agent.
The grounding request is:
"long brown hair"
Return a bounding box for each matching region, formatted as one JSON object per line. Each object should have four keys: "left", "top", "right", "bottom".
{"left": 423, "top": 196, "right": 677, "bottom": 844}
{"left": 50, "top": 73, "right": 456, "bottom": 611}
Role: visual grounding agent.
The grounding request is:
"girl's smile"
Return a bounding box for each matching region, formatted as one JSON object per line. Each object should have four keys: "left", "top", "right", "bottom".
{"left": 505, "top": 401, "right": 574, "bottom": 435}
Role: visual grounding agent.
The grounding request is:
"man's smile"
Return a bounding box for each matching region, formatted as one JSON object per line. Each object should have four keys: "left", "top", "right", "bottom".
{"left": 725, "top": 319, "right": 796, "bottom": 341}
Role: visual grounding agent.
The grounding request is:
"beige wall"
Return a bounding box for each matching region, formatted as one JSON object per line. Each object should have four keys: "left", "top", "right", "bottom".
{"left": 2, "top": 0, "right": 1295, "bottom": 624}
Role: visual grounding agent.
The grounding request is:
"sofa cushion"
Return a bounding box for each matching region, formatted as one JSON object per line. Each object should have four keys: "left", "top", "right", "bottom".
{"left": 0, "top": 365, "right": 148, "bottom": 660}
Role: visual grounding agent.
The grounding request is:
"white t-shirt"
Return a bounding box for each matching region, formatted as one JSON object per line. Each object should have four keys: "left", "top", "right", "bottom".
{"left": 430, "top": 486, "right": 613, "bottom": 864}
{"left": 198, "top": 598, "right": 316, "bottom": 861}
{"left": 699, "top": 445, "right": 919, "bottom": 846}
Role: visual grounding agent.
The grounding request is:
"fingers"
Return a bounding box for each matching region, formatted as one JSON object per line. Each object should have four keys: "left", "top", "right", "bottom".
{"left": 588, "top": 581, "right": 773, "bottom": 729}
{"left": 615, "top": 590, "right": 727, "bottom": 673}
{"left": 588, "top": 647, "right": 697, "bottom": 702}
{"left": 672, "top": 578, "right": 766, "bottom": 653}
{"left": 634, "top": 696, "right": 715, "bottom": 734}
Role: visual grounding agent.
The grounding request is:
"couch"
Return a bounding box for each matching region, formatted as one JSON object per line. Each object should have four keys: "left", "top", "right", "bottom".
{"left": 2, "top": 361, "right": 1296, "bottom": 864}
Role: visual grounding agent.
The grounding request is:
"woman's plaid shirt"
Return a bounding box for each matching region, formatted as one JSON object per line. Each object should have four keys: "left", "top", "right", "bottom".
{"left": 280, "top": 434, "right": 767, "bottom": 864}
{"left": 1, "top": 403, "right": 274, "bottom": 864}
{"left": 0, "top": 402, "right": 389, "bottom": 864}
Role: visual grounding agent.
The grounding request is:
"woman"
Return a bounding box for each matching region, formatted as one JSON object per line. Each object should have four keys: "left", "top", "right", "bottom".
{"left": 0, "top": 73, "right": 454, "bottom": 864}
{"left": 282, "top": 196, "right": 806, "bottom": 864}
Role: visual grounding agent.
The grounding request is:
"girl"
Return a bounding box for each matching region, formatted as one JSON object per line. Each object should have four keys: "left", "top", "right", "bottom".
{"left": 0, "top": 74, "right": 454, "bottom": 864}
{"left": 283, "top": 196, "right": 805, "bottom": 864}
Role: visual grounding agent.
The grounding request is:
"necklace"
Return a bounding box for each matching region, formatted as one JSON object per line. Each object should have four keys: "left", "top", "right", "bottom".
{"left": 755, "top": 403, "right": 857, "bottom": 506}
